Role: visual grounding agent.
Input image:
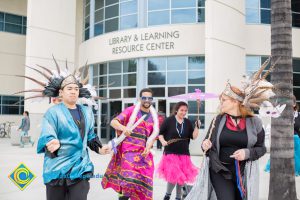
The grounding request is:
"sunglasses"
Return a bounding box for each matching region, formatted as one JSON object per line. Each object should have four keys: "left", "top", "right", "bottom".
{"left": 141, "top": 96, "right": 153, "bottom": 101}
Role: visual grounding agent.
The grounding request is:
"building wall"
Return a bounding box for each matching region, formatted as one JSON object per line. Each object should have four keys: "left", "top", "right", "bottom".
{"left": 0, "top": 0, "right": 27, "bottom": 124}
{"left": 25, "top": 0, "right": 78, "bottom": 139}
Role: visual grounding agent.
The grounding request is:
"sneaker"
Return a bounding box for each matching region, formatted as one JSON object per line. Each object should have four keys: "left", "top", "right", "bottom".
{"left": 163, "top": 194, "right": 170, "bottom": 200}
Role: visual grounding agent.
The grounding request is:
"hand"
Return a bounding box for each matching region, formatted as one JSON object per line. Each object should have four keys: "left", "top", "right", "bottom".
{"left": 99, "top": 145, "right": 110, "bottom": 155}
{"left": 122, "top": 127, "right": 132, "bottom": 137}
{"left": 195, "top": 120, "right": 201, "bottom": 129}
{"left": 202, "top": 139, "right": 212, "bottom": 151}
{"left": 161, "top": 140, "right": 168, "bottom": 147}
{"left": 230, "top": 149, "right": 246, "bottom": 161}
{"left": 141, "top": 144, "right": 152, "bottom": 157}
{"left": 46, "top": 139, "right": 60, "bottom": 153}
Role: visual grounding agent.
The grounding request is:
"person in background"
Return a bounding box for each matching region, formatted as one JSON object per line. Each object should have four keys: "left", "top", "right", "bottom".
{"left": 158, "top": 101, "right": 200, "bottom": 200}
{"left": 18, "top": 111, "right": 34, "bottom": 147}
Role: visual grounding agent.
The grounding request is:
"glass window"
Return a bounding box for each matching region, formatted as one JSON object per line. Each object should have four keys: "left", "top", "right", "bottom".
{"left": 0, "top": 22, "right": 3, "bottom": 31}
{"left": 120, "top": 14, "right": 137, "bottom": 30}
{"left": 93, "top": 64, "right": 99, "bottom": 75}
{"left": 188, "top": 115, "right": 205, "bottom": 129}
{"left": 148, "top": 11, "right": 170, "bottom": 26}
{"left": 167, "top": 57, "right": 186, "bottom": 70}
{"left": 123, "top": 60, "right": 137, "bottom": 72}
{"left": 188, "top": 86, "right": 205, "bottom": 93}
{"left": 246, "top": 56, "right": 260, "bottom": 71}
{"left": 124, "top": 88, "right": 136, "bottom": 98}
{"left": 168, "top": 87, "right": 185, "bottom": 96}
{"left": 100, "top": 63, "right": 108, "bottom": 75}
{"left": 5, "top": 23, "right": 22, "bottom": 34}
{"left": 167, "top": 71, "right": 186, "bottom": 85}
{"left": 95, "top": 9, "right": 104, "bottom": 22}
{"left": 292, "top": 0, "right": 300, "bottom": 12}
{"left": 110, "top": 89, "right": 121, "bottom": 98}
{"left": 120, "top": 0, "right": 137, "bottom": 15}
{"left": 261, "top": 9, "right": 271, "bottom": 24}
{"left": 293, "top": 74, "right": 300, "bottom": 86}
{"left": 85, "top": 5, "right": 90, "bottom": 16}
{"left": 260, "top": 0, "right": 270, "bottom": 9}
{"left": 148, "top": 72, "right": 166, "bottom": 85}
{"left": 188, "top": 101, "right": 205, "bottom": 114}
{"left": 2, "top": 106, "right": 20, "bottom": 115}
{"left": 293, "top": 59, "right": 300, "bottom": 73}
{"left": 95, "top": 0, "right": 104, "bottom": 10}
{"left": 172, "top": 0, "right": 196, "bottom": 8}
{"left": 0, "top": 12, "right": 4, "bottom": 22}
{"left": 109, "top": 75, "right": 122, "bottom": 87}
{"left": 85, "top": 16, "right": 90, "bottom": 29}
{"left": 246, "top": 0, "right": 259, "bottom": 9}
{"left": 22, "top": 17, "right": 27, "bottom": 25}
{"left": 2, "top": 96, "right": 19, "bottom": 104}
{"left": 148, "top": 57, "right": 166, "bottom": 71}
{"left": 188, "top": 57, "right": 205, "bottom": 70}
{"left": 292, "top": 13, "right": 300, "bottom": 27}
{"left": 188, "top": 71, "right": 205, "bottom": 84}
{"left": 109, "top": 61, "right": 122, "bottom": 74}
{"left": 99, "top": 89, "right": 107, "bottom": 97}
{"left": 106, "top": 0, "right": 118, "bottom": 6}
{"left": 198, "top": 0, "right": 205, "bottom": 7}
{"left": 85, "top": 29, "right": 89, "bottom": 40}
{"left": 5, "top": 13, "right": 22, "bottom": 24}
{"left": 150, "top": 87, "right": 165, "bottom": 97}
{"left": 123, "top": 74, "right": 136, "bottom": 86}
{"left": 246, "top": 8, "right": 259, "bottom": 23}
{"left": 294, "top": 88, "right": 300, "bottom": 101}
{"left": 105, "top": 18, "right": 119, "bottom": 33}
{"left": 197, "top": 8, "right": 205, "bottom": 22}
{"left": 172, "top": 9, "right": 196, "bottom": 23}
{"left": 148, "top": 0, "right": 170, "bottom": 11}
{"left": 94, "top": 22, "right": 104, "bottom": 36}
{"left": 22, "top": 26, "right": 26, "bottom": 35}
{"left": 105, "top": 4, "right": 119, "bottom": 19}
{"left": 99, "top": 76, "right": 107, "bottom": 86}
{"left": 93, "top": 77, "right": 98, "bottom": 86}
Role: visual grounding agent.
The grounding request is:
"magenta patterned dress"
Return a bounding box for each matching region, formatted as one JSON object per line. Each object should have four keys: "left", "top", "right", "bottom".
{"left": 101, "top": 106, "right": 155, "bottom": 200}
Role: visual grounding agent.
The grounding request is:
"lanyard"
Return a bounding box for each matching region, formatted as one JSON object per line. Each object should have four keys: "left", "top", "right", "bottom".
{"left": 176, "top": 120, "right": 184, "bottom": 137}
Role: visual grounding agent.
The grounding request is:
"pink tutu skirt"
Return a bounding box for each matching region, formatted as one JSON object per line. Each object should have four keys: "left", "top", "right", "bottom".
{"left": 156, "top": 154, "right": 199, "bottom": 185}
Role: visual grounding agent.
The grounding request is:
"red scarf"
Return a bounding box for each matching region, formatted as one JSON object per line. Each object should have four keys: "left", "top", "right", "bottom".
{"left": 226, "top": 114, "right": 246, "bottom": 131}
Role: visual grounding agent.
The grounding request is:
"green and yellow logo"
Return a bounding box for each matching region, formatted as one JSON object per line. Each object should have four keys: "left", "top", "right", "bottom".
{"left": 8, "top": 163, "right": 36, "bottom": 191}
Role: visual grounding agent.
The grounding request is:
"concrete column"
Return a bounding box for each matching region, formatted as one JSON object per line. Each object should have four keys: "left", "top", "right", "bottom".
{"left": 25, "top": 0, "right": 77, "bottom": 139}
{"left": 205, "top": 0, "right": 246, "bottom": 116}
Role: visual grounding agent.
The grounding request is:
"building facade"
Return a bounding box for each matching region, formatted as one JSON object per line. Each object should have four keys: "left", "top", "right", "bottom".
{"left": 1, "top": 0, "right": 300, "bottom": 152}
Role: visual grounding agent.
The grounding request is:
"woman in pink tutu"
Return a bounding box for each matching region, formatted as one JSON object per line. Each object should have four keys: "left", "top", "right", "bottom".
{"left": 157, "top": 101, "right": 200, "bottom": 200}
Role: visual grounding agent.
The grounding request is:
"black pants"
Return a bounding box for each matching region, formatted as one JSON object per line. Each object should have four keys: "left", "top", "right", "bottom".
{"left": 210, "top": 169, "right": 242, "bottom": 200}
{"left": 157, "top": 140, "right": 162, "bottom": 149}
{"left": 46, "top": 180, "right": 90, "bottom": 200}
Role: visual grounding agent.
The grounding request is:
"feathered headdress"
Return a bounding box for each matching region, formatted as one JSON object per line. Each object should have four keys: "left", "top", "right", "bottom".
{"left": 222, "top": 56, "right": 280, "bottom": 110}
{"left": 11, "top": 55, "right": 103, "bottom": 109}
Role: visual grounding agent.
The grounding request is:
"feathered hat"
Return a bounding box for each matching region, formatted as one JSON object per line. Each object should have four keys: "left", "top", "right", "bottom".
{"left": 12, "top": 55, "right": 103, "bottom": 109}
{"left": 222, "top": 56, "right": 280, "bottom": 110}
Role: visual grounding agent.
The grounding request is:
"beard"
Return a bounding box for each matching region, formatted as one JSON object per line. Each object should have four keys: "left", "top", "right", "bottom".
{"left": 142, "top": 102, "right": 151, "bottom": 109}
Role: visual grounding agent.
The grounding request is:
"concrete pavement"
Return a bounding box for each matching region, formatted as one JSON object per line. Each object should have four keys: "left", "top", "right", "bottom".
{"left": 0, "top": 138, "right": 299, "bottom": 200}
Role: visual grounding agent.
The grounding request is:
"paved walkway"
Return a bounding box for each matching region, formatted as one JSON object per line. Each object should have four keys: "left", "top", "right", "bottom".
{"left": 0, "top": 138, "right": 299, "bottom": 200}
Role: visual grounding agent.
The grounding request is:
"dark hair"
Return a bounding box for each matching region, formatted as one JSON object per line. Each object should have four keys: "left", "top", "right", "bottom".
{"left": 139, "top": 88, "right": 153, "bottom": 97}
{"left": 172, "top": 101, "right": 188, "bottom": 115}
{"left": 24, "top": 111, "right": 29, "bottom": 116}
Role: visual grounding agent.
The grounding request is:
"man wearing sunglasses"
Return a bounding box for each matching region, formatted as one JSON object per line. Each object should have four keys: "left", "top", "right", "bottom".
{"left": 102, "top": 88, "right": 159, "bottom": 200}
